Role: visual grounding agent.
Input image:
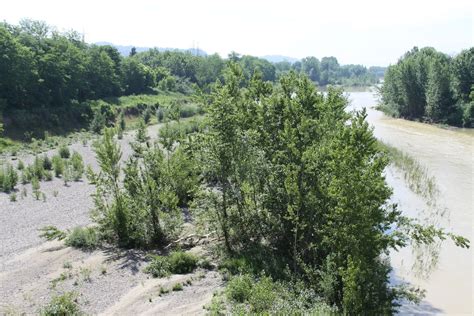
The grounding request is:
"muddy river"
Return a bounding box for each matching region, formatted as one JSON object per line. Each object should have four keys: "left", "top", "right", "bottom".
{"left": 348, "top": 91, "right": 473, "bottom": 315}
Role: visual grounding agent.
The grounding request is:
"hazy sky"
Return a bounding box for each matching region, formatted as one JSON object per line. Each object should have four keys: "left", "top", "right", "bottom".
{"left": 2, "top": 0, "right": 472, "bottom": 66}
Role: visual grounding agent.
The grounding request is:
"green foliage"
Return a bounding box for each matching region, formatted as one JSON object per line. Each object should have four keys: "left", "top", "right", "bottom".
{"left": 52, "top": 155, "right": 64, "bottom": 177}
{"left": 0, "top": 163, "right": 18, "bottom": 192}
{"left": 58, "top": 145, "right": 70, "bottom": 159}
{"left": 135, "top": 119, "right": 148, "bottom": 143}
{"left": 65, "top": 227, "right": 99, "bottom": 250}
{"left": 172, "top": 283, "right": 183, "bottom": 291}
{"left": 226, "top": 274, "right": 253, "bottom": 303}
{"left": 224, "top": 274, "right": 336, "bottom": 314}
{"left": 192, "top": 64, "right": 469, "bottom": 314}
{"left": 167, "top": 251, "right": 199, "bottom": 274}
{"left": 40, "top": 292, "right": 82, "bottom": 316}
{"left": 70, "top": 151, "right": 84, "bottom": 181}
{"left": 91, "top": 128, "right": 182, "bottom": 247}
{"left": 142, "top": 106, "right": 153, "bottom": 124}
{"left": 145, "top": 251, "right": 199, "bottom": 277}
{"left": 39, "top": 225, "right": 67, "bottom": 241}
{"left": 145, "top": 255, "right": 171, "bottom": 278}
{"left": 31, "top": 176, "right": 41, "bottom": 199}
{"left": 381, "top": 46, "right": 473, "bottom": 126}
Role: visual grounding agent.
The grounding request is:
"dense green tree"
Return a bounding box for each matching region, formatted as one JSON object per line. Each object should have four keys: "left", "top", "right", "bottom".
{"left": 451, "top": 48, "right": 474, "bottom": 103}
{"left": 381, "top": 46, "right": 473, "bottom": 126}
{"left": 122, "top": 58, "right": 155, "bottom": 94}
{"left": 301, "top": 56, "right": 321, "bottom": 82}
{"left": 195, "top": 64, "right": 469, "bottom": 314}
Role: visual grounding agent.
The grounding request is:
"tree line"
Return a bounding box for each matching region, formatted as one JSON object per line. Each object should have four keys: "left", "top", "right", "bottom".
{"left": 380, "top": 47, "right": 474, "bottom": 127}
{"left": 0, "top": 20, "right": 382, "bottom": 117}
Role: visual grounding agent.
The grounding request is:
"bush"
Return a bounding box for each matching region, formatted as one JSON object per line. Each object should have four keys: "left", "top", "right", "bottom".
{"left": 40, "top": 292, "right": 81, "bottom": 316}
{"left": 226, "top": 274, "right": 253, "bottom": 303}
{"left": 145, "top": 251, "right": 198, "bottom": 278}
{"left": 156, "top": 107, "right": 165, "bottom": 122}
{"left": 179, "top": 103, "right": 201, "bottom": 118}
{"left": 172, "top": 283, "right": 183, "bottom": 291}
{"left": 58, "top": 145, "right": 70, "bottom": 159}
{"left": 52, "top": 155, "right": 64, "bottom": 177}
{"left": 143, "top": 106, "right": 152, "bottom": 124}
{"left": 145, "top": 256, "right": 171, "bottom": 278}
{"left": 0, "top": 163, "right": 18, "bottom": 192}
{"left": 33, "top": 155, "right": 46, "bottom": 180}
{"left": 167, "top": 251, "right": 199, "bottom": 274}
{"left": 70, "top": 151, "right": 84, "bottom": 181}
{"left": 65, "top": 227, "right": 99, "bottom": 250}
{"left": 42, "top": 155, "right": 53, "bottom": 170}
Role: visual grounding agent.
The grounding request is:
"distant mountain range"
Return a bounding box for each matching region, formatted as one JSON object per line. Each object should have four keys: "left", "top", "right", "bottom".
{"left": 94, "top": 42, "right": 300, "bottom": 64}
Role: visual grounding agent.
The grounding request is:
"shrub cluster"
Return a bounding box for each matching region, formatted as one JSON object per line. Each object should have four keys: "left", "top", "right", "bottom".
{"left": 145, "top": 251, "right": 199, "bottom": 278}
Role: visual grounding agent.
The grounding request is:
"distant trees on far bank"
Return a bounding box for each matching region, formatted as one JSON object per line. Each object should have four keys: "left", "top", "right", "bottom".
{"left": 380, "top": 47, "right": 474, "bottom": 127}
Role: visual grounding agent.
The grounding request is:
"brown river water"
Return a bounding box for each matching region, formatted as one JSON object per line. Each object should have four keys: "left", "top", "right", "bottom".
{"left": 348, "top": 92, "right": 473, "bottom": 315}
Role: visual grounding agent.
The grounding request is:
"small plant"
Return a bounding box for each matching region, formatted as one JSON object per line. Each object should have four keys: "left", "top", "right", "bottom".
{"left": 39, "top": 226, "right": 67, "bottom": 241}
{"left": 65, "top": 227, "right": 99, "bottom": 250}
{"left": 17, "top": 160, "right": 25, "bottom": 170}
{"left": 135, "top": 119, "right": 148, "bottom": 143}
{"left": 63, "top": 161, "right": 72, "bottom": 186}
{"left": 42, "top": 155, "right": 52, "bottom": 170}
{"left": 143, "top": 106, "right": 152, "bottom": 124}
{"left": 167, "top": 251, "right": 198, "bottom": 274}
{"left": 31, "top": 177, "right": 41, "bottom": 200}
{"left": 9, "top": 192, "right": 17, "bottom": 202}
{"left": 79, "top": 267, "right": 92, "bottom": 282}
{"left": 40, "top": 292, "right": 81, "bottom": 316}
{"left": 63, "top": 261, "right": 73, "bottom": 269}
{"left": 58, "top": 145, "right": 70, "bottom": 159}
{"left": 145, "top": 256, "right": 171, "bottom": 278}
{"left": 0, "top": 163, "right": 19, "bottom": 192}
{"left": 71, "top": 151, "right": 84, "bottom": 181}
{"left": 156, "top": 107, "right": 165, "bottom": 122}
{"left": 53, "top": 190, "right": 59, "bottom": 197}
{"left": 44, "top": 170, "right": 53, "bottom": 181}
{"left": 21, "top": 187, "right": 27, "bottom": 198}
{"left": 172, "top": 283, "right": 183, "bottom": 291}
{"left": 198, "top": 258, "right": 213, "bottom": 270}
{"left": 145, "top": 251, "right": 199, "bottom": 278}
{"left": 33, "top": 155, "right": 46, "bottom": 179}
{"left": 226, "top": 274, "right": 253, "bottom": 303}
{"left": 52, "top": 155, "right": 64, "bottom": 177}
{"left": 42, "top": 192, "right": 47, "bottom": 202}
{"left": 159, "top": 286, "right": 170, "bottom": 296}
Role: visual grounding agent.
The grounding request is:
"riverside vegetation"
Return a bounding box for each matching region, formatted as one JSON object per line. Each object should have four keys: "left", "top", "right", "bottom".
{"left": 0, "top": 19, "right": 382, "bottom": 151}
{"left": 39, "top": 64, "right": 469, "bottom": 315}
{"left": 379, "top": 47, "right": 474, "bottom": 127}
{"left": 1, "top": 19, "right": 471, "bottom": 316}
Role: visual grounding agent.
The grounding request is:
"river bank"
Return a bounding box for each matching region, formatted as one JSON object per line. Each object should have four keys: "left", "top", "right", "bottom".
{"left": 349, "top": 91, "right": 473, "bottom": 315}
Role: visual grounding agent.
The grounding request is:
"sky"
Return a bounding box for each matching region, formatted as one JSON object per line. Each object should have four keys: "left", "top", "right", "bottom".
{"left": 1, "top": 0, "right": 472, "bottom": 66}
